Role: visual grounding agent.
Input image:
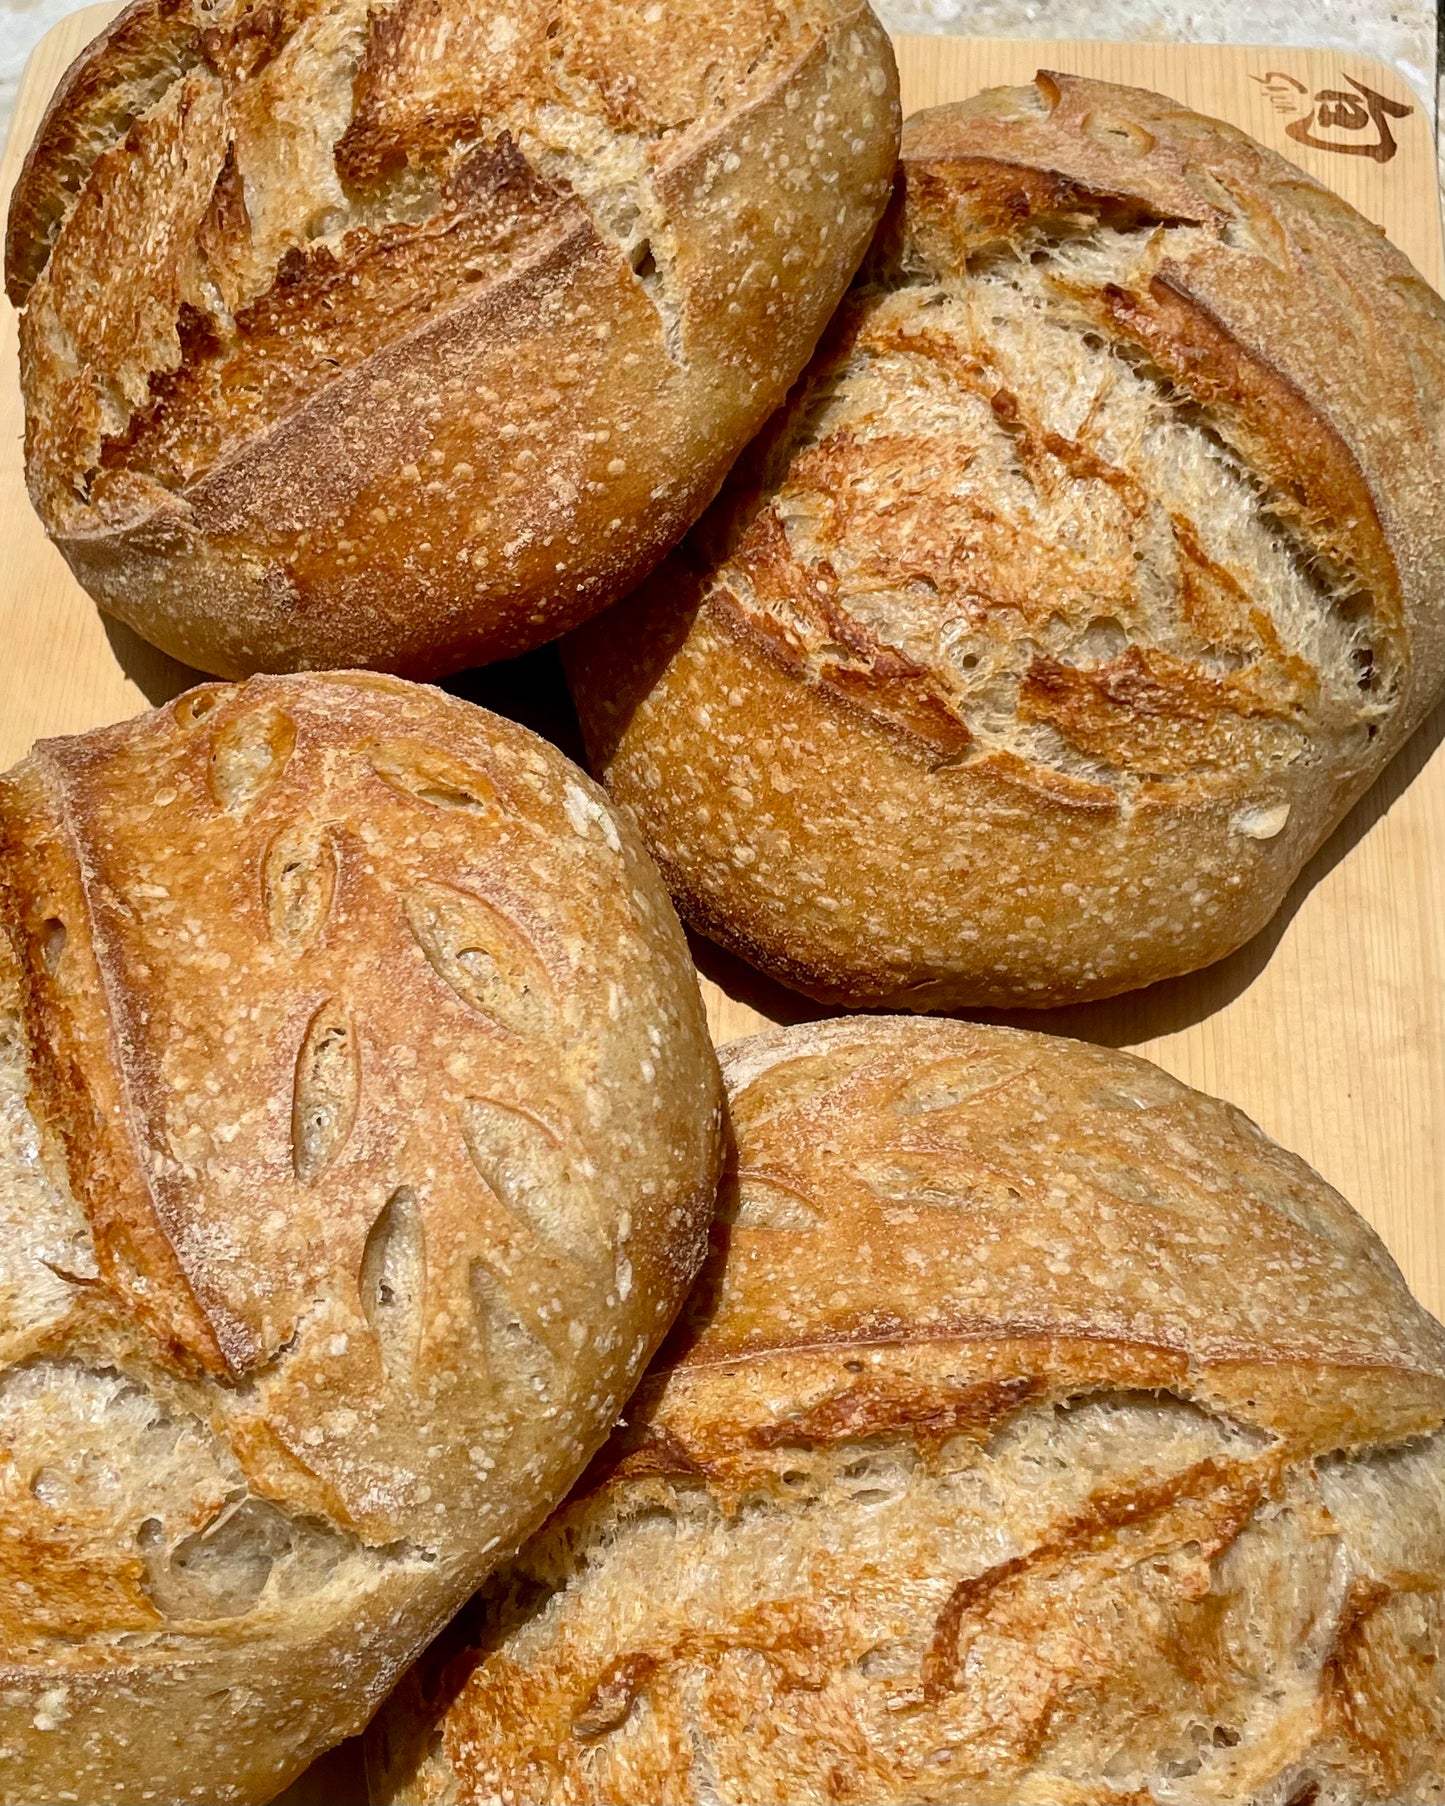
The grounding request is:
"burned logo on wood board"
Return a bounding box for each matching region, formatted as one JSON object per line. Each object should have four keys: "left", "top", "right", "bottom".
{"left": 1251, "top": 69, "right": 1413, "bottom": 162}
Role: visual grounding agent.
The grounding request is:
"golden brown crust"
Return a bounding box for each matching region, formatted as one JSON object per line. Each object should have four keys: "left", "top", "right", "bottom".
{"left": 566, "top": 75, "right": 1445, "bottom": 1009}
{"left": 698, "top": 1020, "right": 1445, "bottom": 1385}
{"left": 369, "top": 1018, "right": 1445, "bottom": 1806}
{"left": 3, "top": 0, "right": 200, "bottom": 309}
{"left": 0, "top": 673, "right": 723, "bottom": 1803}
{"left": 1088, "top": 269, "right": 1404, "bottom": 663}
{"left": 11, "top": 0, "right": 900, "bottom": 678}
{"left": 1, "top": 763, "right": 231, "bottom": 1374}
{"left": 100, "top": 134, "right": 578, "bottom": 496}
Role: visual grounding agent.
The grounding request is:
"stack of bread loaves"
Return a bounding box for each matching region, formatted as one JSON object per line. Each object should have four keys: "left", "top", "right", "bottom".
{"left": 5, "top": 1, "right": 1445, "bottom": 1802}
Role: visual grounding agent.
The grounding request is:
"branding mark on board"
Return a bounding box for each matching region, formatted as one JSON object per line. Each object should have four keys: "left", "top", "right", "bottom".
{"left": 1250, "top": 70, "right": 1412, "bottom": 162}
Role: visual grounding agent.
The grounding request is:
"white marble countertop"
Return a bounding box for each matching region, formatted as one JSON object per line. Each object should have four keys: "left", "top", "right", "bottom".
{"left": 0, "top": 0, "right": 1438, "bottom": 152}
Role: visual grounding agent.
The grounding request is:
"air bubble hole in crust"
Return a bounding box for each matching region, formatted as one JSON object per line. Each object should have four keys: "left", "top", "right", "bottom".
{"left": 470, "top": 1258, "right": 549, "bottom": 1378}
{"left": 173, "top": 687, "right": 228, "bottom": 729}
{"left": 138, "top": 1496, "right": 348, "bottom": 1621}
{"left": 29, "top": 1466, "right": 62, "bottom": 1505}
{"left": 1076, "top": 615, "right": 1129, "bottom": 663}
{"left": 40, "top": 918, "right": 66, "bottom": 974}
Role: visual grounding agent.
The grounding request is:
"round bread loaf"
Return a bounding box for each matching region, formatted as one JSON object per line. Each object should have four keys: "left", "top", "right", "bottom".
{"left": 0, "top": 673, "right": 723, "bottom": 1804}
{"left": 6, "top": 0, "right": 899, "bottom": 680}
{"left": 566, "top": 74, "right": 1445, "bottom": 1010}
{"left": 367, "top": 1015, "right": 1445, "bottom": 1804}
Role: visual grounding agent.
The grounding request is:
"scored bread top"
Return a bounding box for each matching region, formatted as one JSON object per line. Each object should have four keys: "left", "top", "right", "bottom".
{"left": 9, "top": 0, "right": 899, "bottom": 677}
{"left": 369, "top": 1017, "right": 1445, "bottom": 1805}
{"left": 566, "top": 74, "right": 1445, "bottom": 1008}
{"left": 0, "top": 673, "right": 723, "bottom": 1802}
{"left": 7, "top": 0, "right": 851, "bottom": 307}
{"left": 705, "top": 72, "right": 1445, "bottom": 755}
{"left": 686, "top": 1017, "right": 1445, "bottom": 1442}
{"left": 0, "top": 672, "right": 722, "bottom": 1547}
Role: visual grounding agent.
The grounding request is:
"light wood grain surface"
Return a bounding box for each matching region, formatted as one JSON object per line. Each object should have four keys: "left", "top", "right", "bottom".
{"left": 2, "top": 22, "right": 1444, "bottom": 1802}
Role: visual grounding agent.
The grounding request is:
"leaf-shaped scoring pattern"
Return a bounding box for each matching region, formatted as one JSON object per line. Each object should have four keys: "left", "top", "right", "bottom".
{"left": 405, "top": 883, "right": 553, "bottom": 1038}
{"left": 469, "top": 1260, "right": 553, "bottom": 1392}
{"left": 367, "top": 740, "right": 502, "bottom": 816}
{"left": 460, "top": 1098, "right": 597, "bottom": 1361}
{"left": 460, "top": 1099, "right": 581, "bottom": 1253}
{"left": 264, "top": 821, "right": 338, "bottom": 953}
{"left": 888, "top": 1054, "right": 1036, "bottom": 1117}
{"left": 722, "top": 1171, "right": 824, "bottom": 1232}
{"left": 359, "top": 1186, "right": 426, "bottom": 1384}
{"left": 728, "top": 1045, "right": 884, "bottom": 1136}
{"left": 209, "top": 707, "right": 297, "bottom": 812}
{"left": 291, "top": 1003, "right": 360, "bottom": 1186}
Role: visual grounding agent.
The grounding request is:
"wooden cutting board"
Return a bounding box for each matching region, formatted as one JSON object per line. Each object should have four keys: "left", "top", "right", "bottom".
{"left": 2, "top": 24, "right": 1443, "bottom": 1801}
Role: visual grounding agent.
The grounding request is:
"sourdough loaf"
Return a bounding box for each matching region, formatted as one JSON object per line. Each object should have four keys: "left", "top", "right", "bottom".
{"left": 566, "top": 74, "right": 1445, "bottom": 1009}
{"left": 368, "top": 1016, "right": 1445, "bottom": 1805}
{"left": 7, "top": 0, "right": 899, "bottom": 679}
{"left": 0, "top": 673, "right": 723, "bottom": 1804}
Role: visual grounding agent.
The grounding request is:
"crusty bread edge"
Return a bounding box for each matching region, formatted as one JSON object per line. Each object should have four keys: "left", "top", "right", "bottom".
{"left": 26, "top": 4, "right": 901, "bottom": 680}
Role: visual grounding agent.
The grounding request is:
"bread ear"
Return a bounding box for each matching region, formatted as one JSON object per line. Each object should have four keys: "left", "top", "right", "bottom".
{"left": 4, "top": 0, "right": 200, "bottom": 308}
